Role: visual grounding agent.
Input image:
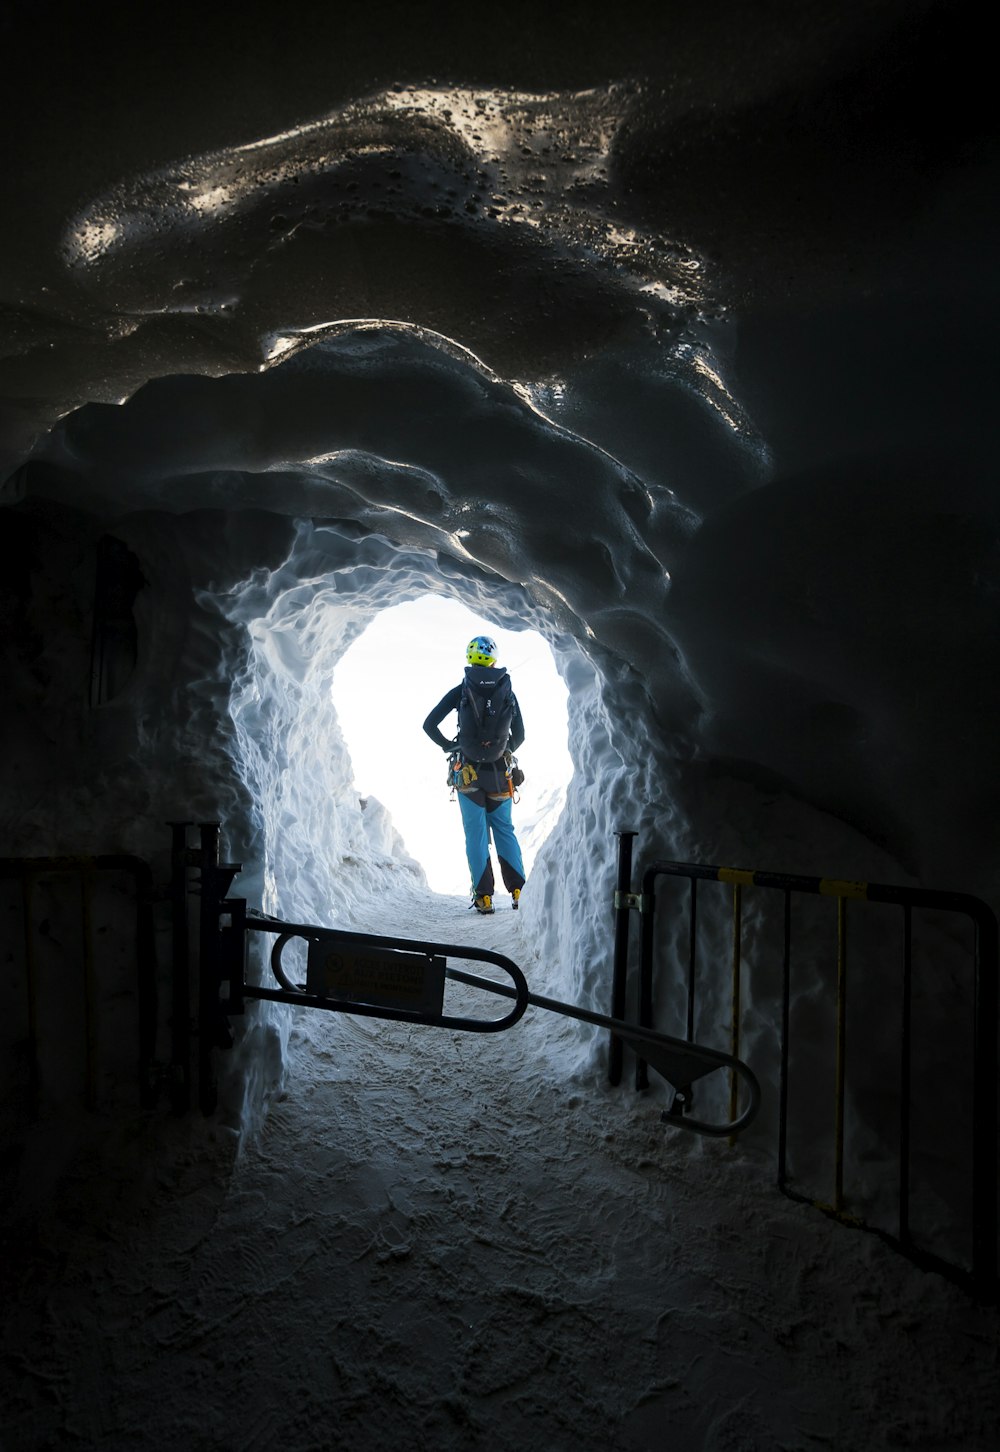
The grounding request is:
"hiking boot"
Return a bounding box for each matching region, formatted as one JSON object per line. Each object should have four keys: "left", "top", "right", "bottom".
{"left": 511, "top": 888, "right": 521, "bottom": 910}
{"left": 471, "top": 894, "right": 495, "bottom": 915}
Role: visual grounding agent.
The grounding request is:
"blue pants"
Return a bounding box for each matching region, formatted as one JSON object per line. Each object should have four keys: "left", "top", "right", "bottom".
{"left": 457, "top": 791, "right": 526, "bottom": 898}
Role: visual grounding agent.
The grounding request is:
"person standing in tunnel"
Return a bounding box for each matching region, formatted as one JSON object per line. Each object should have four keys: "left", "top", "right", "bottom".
{"left": 422, "top": 635, "right": 526, "bottom": 914}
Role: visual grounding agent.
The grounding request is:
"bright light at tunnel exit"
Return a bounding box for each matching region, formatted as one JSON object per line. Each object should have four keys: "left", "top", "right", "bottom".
{"left": 332, "top": 596, "right": 573, "bottom": 894}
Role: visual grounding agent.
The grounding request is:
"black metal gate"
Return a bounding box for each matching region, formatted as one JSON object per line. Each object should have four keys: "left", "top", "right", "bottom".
{"left": 172, "top": 822, "right": 760, "bottom": 1139}
{"left": 609, "top": 831, "right": 999, "bottom": 1304}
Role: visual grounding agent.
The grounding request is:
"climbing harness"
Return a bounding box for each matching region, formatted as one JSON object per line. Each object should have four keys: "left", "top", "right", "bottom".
{"left": 447, "top": 750, "right": 521, "bottom": 802}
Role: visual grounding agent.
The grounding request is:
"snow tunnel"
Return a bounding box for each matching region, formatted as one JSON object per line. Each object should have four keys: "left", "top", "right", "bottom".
{"left": 2, "top": 5, "right": 998, "bottom": 1339}
{"left": 206, "top": 528, "right": 579, "bottom": 926}
{"left": 193, "top": 515, "right": 595, "bottom": 1086}
{"left": 5, "top": 317, "right": 984, "bottom": 1176}
{"left": 0, "top": 301, "right": 790, "bottom": 1158}
{"left": 4, "top": 9, "right": 1000, "bottom": 1442}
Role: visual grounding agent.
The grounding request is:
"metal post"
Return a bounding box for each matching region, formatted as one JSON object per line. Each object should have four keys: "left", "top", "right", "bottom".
{"left": 834, "top": 896, "right": 848, "bottom": 1213}
{"left": 899, "top": 904, "right": 913, "bottom": 1248}
{"left": 134, "top": 861, "right": 159, "bottom": 1110}
{"left": 638, "top": 881, "right": 655, "bottom": 1041}
{"left": 168, "top": 821, "right": 192, "bottom": 1112}
{"left": 609, "top": 830, "right": 637, "bottom": 1085}
{"left": 635, "top": 864, "right": 656, "bottom": 1092}
{"left": 21, "top": 872, "right": 40, "bottom": 1117}
{"left": 80, "top": 865, "right": 98, "bottom": 1111}
{"left": 971, "top": 908, "right": 999, "bottom": 1299}
{"left": 198, "top": 821, "right": 221, "bottom": 1115}
{"left": 729, "top": 884, "right": 743, "bottom": 1139}
{"left": 777, "top": 889, "right": 792, "bottom": 1189}
{"left": 687, "top": 877, "right": 698, "bottom": 1044}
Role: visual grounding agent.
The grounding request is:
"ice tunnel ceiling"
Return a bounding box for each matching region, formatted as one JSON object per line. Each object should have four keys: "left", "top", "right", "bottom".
{"left": 2, "top": 0, "right": 990, "bottom": 477}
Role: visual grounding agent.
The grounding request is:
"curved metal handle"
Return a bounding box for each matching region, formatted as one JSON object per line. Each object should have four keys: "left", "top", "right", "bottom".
{"left": 251, "top": 913, "right": 759, "bottom": 1136}
{"left": 659, "top": 1062, "right": 762, "bottom": 1139}
{"left": 269, "top": 931, "right": 306, "bottom": 991}
{"left": 262, "top": 921, "right": 529, "bottom": 1033}
{"left": 446, "top": 963, "right": 763, "bottom": 1139}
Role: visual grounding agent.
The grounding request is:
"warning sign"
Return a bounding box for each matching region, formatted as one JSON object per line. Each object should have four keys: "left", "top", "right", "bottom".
{"left": 306, "top": 941, "right": 446, "bottom": 1016}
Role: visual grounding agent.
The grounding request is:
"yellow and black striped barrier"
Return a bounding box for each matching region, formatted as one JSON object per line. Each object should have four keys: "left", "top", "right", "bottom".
{"left": 609, "top": 838, "right": 999, "bottom": 1305}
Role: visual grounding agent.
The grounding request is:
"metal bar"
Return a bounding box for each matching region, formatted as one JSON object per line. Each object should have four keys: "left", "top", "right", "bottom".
{"left": 623, "top": 857, "right": 999, "bottom": 1297}
{"left": 88, "top": 552, "right": 106, "bottom": 710}
{"left": 263, "top": 929, "right": 529, "bottom": 1034}
{"left": 442, "top": 965, "right": 762, "bottom": 1137}
{"left": 224, "top": 897, "right": 246, "bottom": 1018}
{"left": 134, "top": 862, "right": 158, "bottom": 1111}
{"left": 246, "top": 967, "right": 527, "bottom": 1035}
{"left": 198, "top": 822, "right": 221, "bottom": 1116}
{"left": 168, "top": 822, "right": 192, "bottom": 1112}
{"left": 687, "top": 876, "right": 698, "bottom": 1044}
{"left": 636, "top": 866, "right": 702, "bottom": 1113}
{"left": 21, "top": 873, "right": 40, "bottom": 1116}
{"left": 972, "top": 907, "right": 999, "bottom": 1298}
{"left": 729, "top": 883, "right": 742, "bottom": 1135}
{"left": 245, "top": 910, "right": 761, "bottom": 1138}
{"left": 80, "top": 864, "right": 98, "bottom": 1111}
{"left": 250, "top": 915, "right": 540, "bottom": 975}
{"left": 777, "top": 889, "right": 792, "bottom": 1190}
{"left": 899, "top": 904, "right": 913, "bottom": 1248}
{"left": 834, "top": 896, "right": 848, "bottom": 1213}
{"left": 645, "top": 858, "right": 994, "bottom": 928}
{"left": 609, "top": 829, "right": 636, "bottom": 1086}
{"left": 635, "top": 861, "right": 655, "bottom": 1093}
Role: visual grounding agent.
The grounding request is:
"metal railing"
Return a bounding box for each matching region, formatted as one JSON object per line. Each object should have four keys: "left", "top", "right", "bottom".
{"left": 180, "top": 821, "right": 760, "bottom": 1135}
{"left": 611, "top": 834, "right": 999, "bottom": 1303}
{"left": 0, "top": 855, "right": 159, "bottom": 1113}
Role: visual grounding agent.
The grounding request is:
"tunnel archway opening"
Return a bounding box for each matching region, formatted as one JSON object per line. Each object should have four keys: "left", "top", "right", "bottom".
{"left": 332, "top": 594, "right": 573, "bottom": 896}
{"left": 204, "top": 519, "right": 614, "bottom": 1090}
{"left": 209, "top": 522, "right": 602, "bottom": 1012}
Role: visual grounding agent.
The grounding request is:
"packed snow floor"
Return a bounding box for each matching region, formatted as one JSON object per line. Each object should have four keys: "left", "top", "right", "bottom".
{"left": 3, "top": 890, "right": 998, "bottom": 1451}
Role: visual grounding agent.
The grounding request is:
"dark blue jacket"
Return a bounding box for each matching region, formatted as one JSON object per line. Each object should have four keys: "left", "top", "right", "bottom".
{"left": 423, "top": 679, "right": 525, "bottom": 759}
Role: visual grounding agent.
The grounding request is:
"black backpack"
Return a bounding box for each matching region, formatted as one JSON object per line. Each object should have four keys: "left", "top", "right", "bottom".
{"left": 457, "top": 665, "right": 514, "bottom": 763}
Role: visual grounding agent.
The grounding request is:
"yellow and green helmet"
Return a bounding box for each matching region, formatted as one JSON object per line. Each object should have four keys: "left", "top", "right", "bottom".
{"left": 466, "top": 635, "right": 497, "bottom": 667}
